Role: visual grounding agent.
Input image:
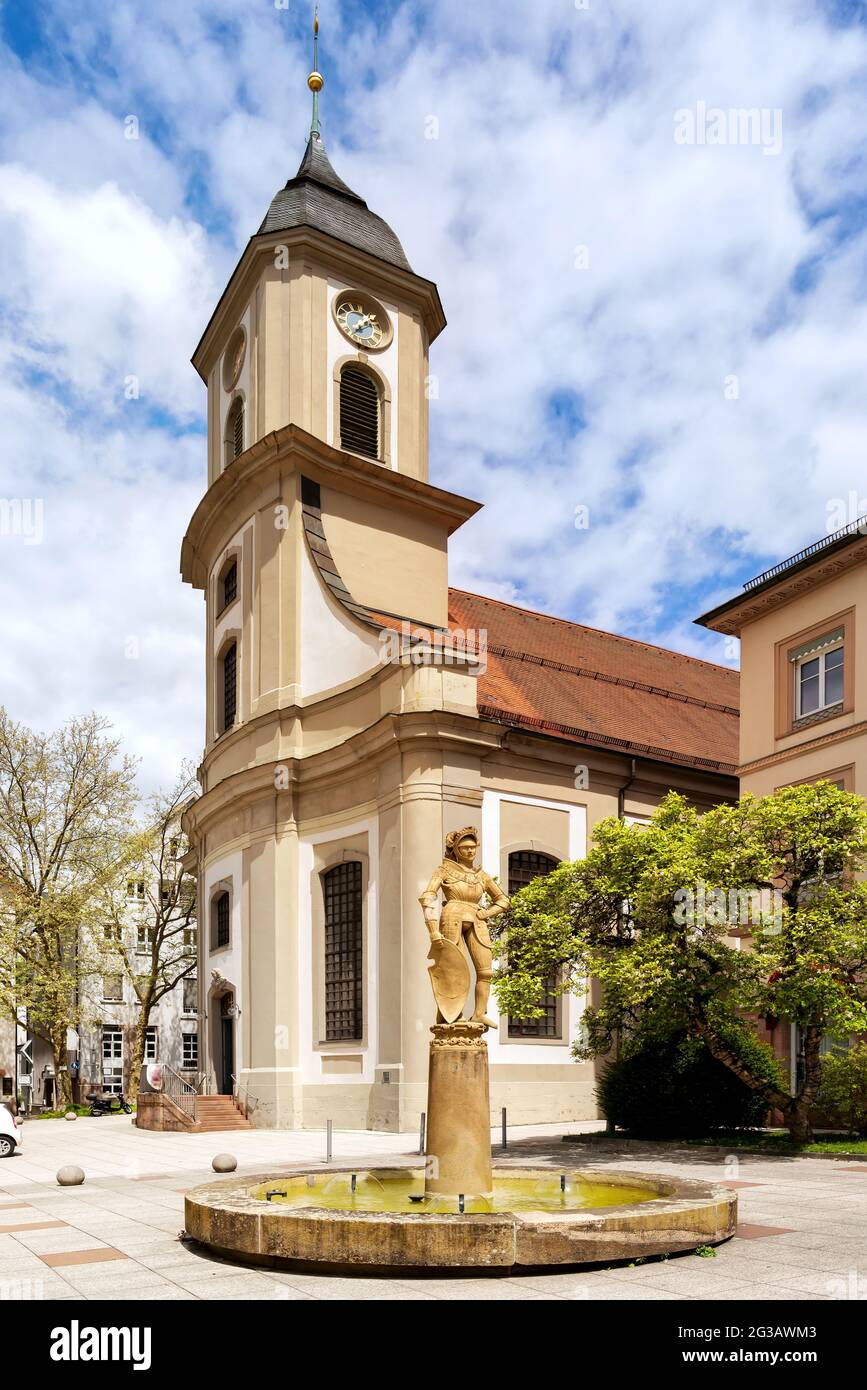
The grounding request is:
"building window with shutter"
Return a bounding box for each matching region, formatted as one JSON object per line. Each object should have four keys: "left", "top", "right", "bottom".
{"left": 793, "top": 632, "right": 844, "bottom": 719}
{"left": 339, "top": 366, "right": 380, "bottom": 460}
{"left": 507, "top": 850, "right": 562, "bottom": 1040}
{"left": 225, "top": 397, "right": 244, "bottom": 467}
{"left": 182, "top": 977, "right": 197, "bottom": 1014}
{"left": 221, "top": 642, "right": 237, "bottom": 732}
{"left": 774, "top": 608, "right": 854, "bottom": 738}
{"left": 322, "top": 861, "right": 363, "bottom": 1042}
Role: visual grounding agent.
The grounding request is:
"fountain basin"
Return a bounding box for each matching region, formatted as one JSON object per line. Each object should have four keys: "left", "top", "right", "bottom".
{"left": 184, "top": 1166, "right": 736, "bottom": 1272}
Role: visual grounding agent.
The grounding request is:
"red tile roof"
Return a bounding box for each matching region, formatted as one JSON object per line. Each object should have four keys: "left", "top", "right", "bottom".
{"left": 447, "top": 589, "right": 740, "bottom": 773}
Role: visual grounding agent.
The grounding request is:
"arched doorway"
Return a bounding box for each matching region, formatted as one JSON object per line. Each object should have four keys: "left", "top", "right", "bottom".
{"left": 218, "top": 993, "right": 235, "bottom": 1096}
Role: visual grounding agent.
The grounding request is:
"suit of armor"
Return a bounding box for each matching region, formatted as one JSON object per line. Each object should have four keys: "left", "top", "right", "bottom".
{"left": 419, "top": 827, "right": 510, "bottom": 1028}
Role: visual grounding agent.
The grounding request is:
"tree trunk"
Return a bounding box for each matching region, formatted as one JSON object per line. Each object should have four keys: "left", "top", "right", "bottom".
{"left": 783, "top": 1098, "right": 814, "bottom": 1145}
{"left": 694, "top": 1020, "right": 791, "bottom": 1111}
{"left": 780, "top": 1024, "right": 822, "bottom": 1146}
{"left": 51, "top": 1024, "right": 73, "bottom": 1108}
{"left": 127, "top": 999, "right": 153, "bottom": 1099}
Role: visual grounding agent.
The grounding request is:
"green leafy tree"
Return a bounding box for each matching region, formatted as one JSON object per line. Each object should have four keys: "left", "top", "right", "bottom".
{"left": 494, "top": 784, "right": 867, "bottom": 1144}
{"left": 0, "top": 711, "right": 141, "bottom": 1106}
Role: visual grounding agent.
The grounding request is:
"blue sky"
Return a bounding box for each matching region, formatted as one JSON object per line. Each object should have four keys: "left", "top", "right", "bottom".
{"left": 2, "top": 0, "right": 867, "bottom": 787}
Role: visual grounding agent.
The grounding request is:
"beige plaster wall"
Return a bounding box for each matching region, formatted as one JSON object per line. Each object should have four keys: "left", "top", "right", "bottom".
{"left": 321, "top": 484, "right": 448, "bottom": 627}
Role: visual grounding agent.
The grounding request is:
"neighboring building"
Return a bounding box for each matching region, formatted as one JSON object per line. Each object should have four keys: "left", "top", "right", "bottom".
{"left": 12, "top": 870, "right": 198, "bottom": 1110}
{"left": 180, "top": 65, "right": 740, "bottom": 1132}
{"left": 697, "top": 515, "right": 867, "bottom": 1089}
{"left": 697, "top": 517, "right": 867, "bottom": 799}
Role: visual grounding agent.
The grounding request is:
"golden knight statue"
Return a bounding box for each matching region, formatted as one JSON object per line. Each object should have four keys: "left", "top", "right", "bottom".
{"left": 419, "top": 826, "right": 510, "bottom": 1030}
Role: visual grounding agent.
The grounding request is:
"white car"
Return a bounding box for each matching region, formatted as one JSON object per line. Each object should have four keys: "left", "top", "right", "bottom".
{"left": 0, "top": 1104, "right": 22, "bottom": 1157}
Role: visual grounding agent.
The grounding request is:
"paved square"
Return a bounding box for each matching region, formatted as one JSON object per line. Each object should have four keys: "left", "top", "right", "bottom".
{"left": 0, "top": 1116, "right": 864, "bottom": 1301}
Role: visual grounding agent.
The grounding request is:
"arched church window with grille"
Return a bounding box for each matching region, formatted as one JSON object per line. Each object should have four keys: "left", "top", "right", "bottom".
{"left": 221, "top": 641, "right": 237, "bottom": 733}
{"left": 339, "top": 366, "right": 380, "bottom": 460}
{"left": 218, "top": 558, "right": 237, "bottom": 614}
{"left": 211, "top": 889, "right": 230, "bottom": 950}
{"left": 507, "top": 850, "right": 561, "bottom": 1039}
{"left": 322, "top": 861, "right": 363, "bottom": 1041}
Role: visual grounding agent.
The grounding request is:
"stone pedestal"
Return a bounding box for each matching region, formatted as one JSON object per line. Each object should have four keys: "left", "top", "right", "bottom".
{"left": 424, "top": 1021, "right": 492, "bottom": 1198}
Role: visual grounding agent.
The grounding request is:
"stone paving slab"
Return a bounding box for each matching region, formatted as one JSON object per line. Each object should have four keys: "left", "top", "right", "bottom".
{"left": 0, "top": 1116, "right": 864, "bottom": 1300}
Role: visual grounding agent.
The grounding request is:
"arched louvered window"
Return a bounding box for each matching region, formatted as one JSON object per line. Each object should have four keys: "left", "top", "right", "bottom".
{"left": 507, "top": 850, "right": 561, "bottom": 1039}
{"left": 225, "top": 397, "right": 244, "bottom": 467}
{"left": 323, "top": 861, "right": 363, "bottom": 1041}
{"left": 339, "top": 367, "right": 380, "bottom": 460}
{"left": 222, "top": 642, "right": 237, "bottom": 733}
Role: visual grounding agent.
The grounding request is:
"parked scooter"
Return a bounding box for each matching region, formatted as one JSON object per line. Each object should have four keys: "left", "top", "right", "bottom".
{"left": 86, "top": 1091, "right": 133, "bottom": 1116}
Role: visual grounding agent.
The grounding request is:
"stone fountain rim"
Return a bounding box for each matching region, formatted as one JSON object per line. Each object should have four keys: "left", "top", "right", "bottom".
{"left": 185, "top": 1165, "right": 729, "bottom": 1215}
{"left": 183, "top": 1165, "right": 737, "bottom": 1270}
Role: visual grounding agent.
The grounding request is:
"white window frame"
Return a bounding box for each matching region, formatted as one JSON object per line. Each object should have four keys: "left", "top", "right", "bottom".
{"left": 136, "top": 923, "right": 155, "bottom": 953}
{"left": 182, "top": 977, "right": 197, "bottom": 1016}
{"left": 102, "top": 973, "right": 124, "bottom": 1003}
{"left": 182, "top": 1031, "right": 198, "bottom": 1069}
{"left": 795, "top": 640, "right": 844, "bottom": 719}
{"left": 102, "top": 1024, "right": 124, "bottom": 1094}
{"left": 144, "top": 1026, "right": 157, "bottom": 1061}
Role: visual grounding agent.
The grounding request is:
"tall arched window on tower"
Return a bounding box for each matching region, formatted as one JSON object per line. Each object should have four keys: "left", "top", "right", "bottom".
{"left": 221, "top": 641, "right": 237, "bottom": 734}
{"left": 339, "top": 366, "right": 380, "bottom": 460}
{"left": 507, "top": 850, "right": 562, "bottom": 1039}
{"left": 218, "top": 557, "right": 237, "bottom": 614}
{"left": 322, "top": 861, "right": 363, "bottom": 1041}
{"left": 224, "top": 396, "right": 244, "bottom": 468}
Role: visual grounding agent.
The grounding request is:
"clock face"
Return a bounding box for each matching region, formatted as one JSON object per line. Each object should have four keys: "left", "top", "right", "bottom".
{"left": 334, "top": 295, "right": 390, "bottom": 350}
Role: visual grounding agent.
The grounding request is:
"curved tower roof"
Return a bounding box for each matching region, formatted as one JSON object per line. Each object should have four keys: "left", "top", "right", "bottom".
{"left": 258, "top": 132, "right": 412, "bottom": 273}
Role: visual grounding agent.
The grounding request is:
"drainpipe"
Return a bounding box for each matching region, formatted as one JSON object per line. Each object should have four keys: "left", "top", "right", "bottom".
{"left": 605, "top": 757, "right": 639, "bottom": 1133}
{"left": 617, "top": 756, "right": 639, "bottom": 822}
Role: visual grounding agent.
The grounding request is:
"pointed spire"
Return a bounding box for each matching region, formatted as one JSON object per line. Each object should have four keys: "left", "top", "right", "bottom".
{"left": 307, "top": 7, "right": 324, "bottom": 140}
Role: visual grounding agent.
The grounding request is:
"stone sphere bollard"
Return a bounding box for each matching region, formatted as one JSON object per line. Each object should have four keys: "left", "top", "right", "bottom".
{"left": 212, "top": 1153, "right": 237, "bottom": 1173}
{"left": 64, "top": 1110, "right": 77, "bottom": 1121}
{"left": 56, "top": 1165, "right": 85, "bottom": 1186}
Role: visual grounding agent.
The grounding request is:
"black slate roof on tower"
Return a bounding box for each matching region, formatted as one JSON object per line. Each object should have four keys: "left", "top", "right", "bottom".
{"left": 258, "top": 133, "right": 412, "bottom": 274}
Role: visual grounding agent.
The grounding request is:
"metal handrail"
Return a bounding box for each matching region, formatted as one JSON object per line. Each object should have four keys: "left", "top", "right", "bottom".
{"left": 744, "top": 514, "right": 867, "bottom": 591}
{"left": 231, "top": 1074, "right": 260, "bottom": 1119}
{"left": 160, "top": 1065, "right": 206, "bottom": 1120}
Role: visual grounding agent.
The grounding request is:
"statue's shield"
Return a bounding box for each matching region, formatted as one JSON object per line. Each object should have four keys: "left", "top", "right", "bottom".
{"left": 427, "top": 937, "right": 470, "bottom": 1023}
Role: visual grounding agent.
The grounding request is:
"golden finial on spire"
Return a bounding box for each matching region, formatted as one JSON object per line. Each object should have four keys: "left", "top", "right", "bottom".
{"left": 308, "top": 6, "right": 324, "bottom": 134}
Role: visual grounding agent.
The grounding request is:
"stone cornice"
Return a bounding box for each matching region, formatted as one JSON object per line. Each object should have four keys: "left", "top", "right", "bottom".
{"left": 738, "top": 718, "right": 867, "bottom": 777}
{"left": 697, "top": 535, "right": 867, "bottom": 636}
{"left": 180, "top": 423, "right": 481, "bottom": 589}
{"left": 192, "top": 227, "right": 446, "bottom": 381}
{"left": 182, "top": 705, "right": 737, "bottom": 849}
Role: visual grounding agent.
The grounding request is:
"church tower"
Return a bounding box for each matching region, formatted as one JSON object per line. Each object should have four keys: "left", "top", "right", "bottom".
{"left": 181, "top": 21, "right": 485, "bottom": 1127}
{"left": 179, "top": 23, "right": 736, "bottom": 1133}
